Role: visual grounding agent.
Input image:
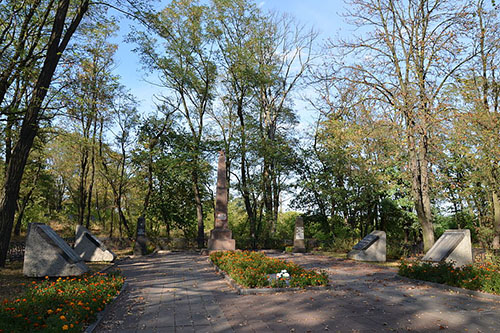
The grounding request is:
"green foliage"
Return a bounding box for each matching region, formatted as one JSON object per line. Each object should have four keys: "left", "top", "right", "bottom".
{"left": 0, "top": 271, "right": 124, "bottom": 332}
{"left": 210, "top": 251, "right": 328, "bottom": 288}
{"left": 399, "top": 260, "right": 500, "bottom": 295}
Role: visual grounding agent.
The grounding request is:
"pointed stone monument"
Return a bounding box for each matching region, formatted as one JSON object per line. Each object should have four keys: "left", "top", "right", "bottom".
{"left": 134, "top": 216, "right": 148, "bottom": 256}
{"left": 207, "top": 151, "right": 235, "bottom": 252}
{"left": 74, "top": 225, "right": 116, "bottom": 262}
{"left": 293, "top": 216, "right": 306, "bottom": 253}
{"left": 23, "top": 223, "right": 89, "bottom": 277}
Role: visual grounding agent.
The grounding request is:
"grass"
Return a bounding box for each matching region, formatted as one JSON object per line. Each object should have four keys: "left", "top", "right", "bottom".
{"left": 210, "top": 250, "right": 329, "bottom": 288}
{"left": 0, "top": 270, "right": 124, "bottom": 332}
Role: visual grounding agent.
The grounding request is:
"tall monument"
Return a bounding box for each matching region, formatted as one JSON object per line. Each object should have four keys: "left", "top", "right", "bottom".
{"left": 207, "top": 151, "right": 236, "bottom": 251}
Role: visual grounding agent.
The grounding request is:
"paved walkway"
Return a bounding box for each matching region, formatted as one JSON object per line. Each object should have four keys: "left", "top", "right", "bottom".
{"left": 96, "top": 251, "right": 500, "bottom": 332}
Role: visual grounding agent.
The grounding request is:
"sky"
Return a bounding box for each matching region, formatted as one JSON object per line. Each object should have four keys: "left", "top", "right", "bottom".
{"left": 110, "top": 0, "right": 348, "bottom": 125}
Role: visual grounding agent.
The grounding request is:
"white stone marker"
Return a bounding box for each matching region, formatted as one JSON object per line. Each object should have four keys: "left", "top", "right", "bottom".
{"left": 422, "top": 229, "right": 472, "bottom": 267}
{"left": 74, "top": 225, "right": 116, "bottom": 262}
{"left": 23, "top": 223, "right": 89, "bottom": 277}
{"left": 347, "top": 230, "right": 386, "bottom": 262}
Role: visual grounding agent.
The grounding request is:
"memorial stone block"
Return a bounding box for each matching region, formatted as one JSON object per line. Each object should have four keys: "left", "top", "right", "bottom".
{"left": 23, "top": 223, "right": 89, "bottom": 277}
{"left": 74, "top": 225, "right": 116, "bottom": 262}
{"left": 422, "top": 229, "right": 472, "bottom": 267}
{"left": 293, "top": 216, "right": 306, "bottom": 253}
{"left": 134, "top": 216, "right": 148, "bottom": 256}
{"left": 347, "top": 230, "right": 386, "bottom": 262}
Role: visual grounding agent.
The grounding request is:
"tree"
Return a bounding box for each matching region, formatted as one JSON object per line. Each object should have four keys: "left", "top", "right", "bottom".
{"left": 329, "top": 0, "right": 473, "bottom": 252}
{"left": 131, "top": 0, "right": 217, "bottom": 248}
{"left": 0, "top": 0, "right": 90, "bottom": 267}
{"left": 59, "top": 14, "right": 118, "bottom": 227}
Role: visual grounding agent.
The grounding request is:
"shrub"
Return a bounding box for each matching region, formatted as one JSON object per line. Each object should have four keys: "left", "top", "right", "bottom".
{"left": 399, "top": 260, "right": 500, "bottom": 295}
{"left": 210, "top": 251, "right": 328, "bottom": 288}
{"left": 0, "top": 271, "right": 124, "bottom": 332}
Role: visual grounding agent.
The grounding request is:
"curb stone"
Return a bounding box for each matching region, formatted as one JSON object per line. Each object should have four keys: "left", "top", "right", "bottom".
{"left": 395, "top": 274, "right": 500, "bottom": 302}
{"left": 208, "top": 258, "right": 332, "bottom": 295}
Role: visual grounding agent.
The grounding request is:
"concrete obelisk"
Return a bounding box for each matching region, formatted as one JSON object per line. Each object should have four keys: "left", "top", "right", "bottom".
{"left": 207, "top": 151, "right": 235, "bottom": 251}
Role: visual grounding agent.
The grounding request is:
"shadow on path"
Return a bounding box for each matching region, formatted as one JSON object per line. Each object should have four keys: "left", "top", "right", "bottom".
{"left": 96, "top": 251, "right": 500, "bottom": 332}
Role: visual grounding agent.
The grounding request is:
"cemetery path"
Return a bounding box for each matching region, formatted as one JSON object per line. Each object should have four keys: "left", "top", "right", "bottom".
{"left": 95, "top": 251, "right": 500, "bottom": 333}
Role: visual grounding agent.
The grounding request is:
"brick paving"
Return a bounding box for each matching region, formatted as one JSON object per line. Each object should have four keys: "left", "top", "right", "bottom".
{"left": 96, "top": 251, "right": 500, "bottom": 332}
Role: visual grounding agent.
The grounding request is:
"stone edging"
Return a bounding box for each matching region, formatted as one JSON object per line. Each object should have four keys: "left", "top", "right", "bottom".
{"left": 395, "top": 274, "right": 500, "bottom": 302}
{"left": 208, "top": 258, "right": 332, "bottom": 295}
{"left": 84, "top": 259, "right": 129, "bottom": 333}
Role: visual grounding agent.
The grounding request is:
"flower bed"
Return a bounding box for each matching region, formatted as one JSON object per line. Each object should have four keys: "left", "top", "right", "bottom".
{"left": 210, "top": 251, "right": 328, "bottom": 288}
{"left": 399, "top": 260, "right": 500, "bottom": 295}
{"left": 0, "top": 271, "right": 124, "bottom": 332}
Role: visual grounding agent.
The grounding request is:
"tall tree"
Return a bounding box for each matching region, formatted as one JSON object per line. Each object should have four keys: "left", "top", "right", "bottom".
{"left": 131, "top": 0, "right": 217, "bottom": 248}
{"left": 330, "top": 0, "right": 473, "bottom": 252}
{"left": 0, "top": 0, "right": 90, "bottom": 267}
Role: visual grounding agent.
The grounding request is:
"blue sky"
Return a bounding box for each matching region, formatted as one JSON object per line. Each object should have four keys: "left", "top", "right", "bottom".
{"left": 111, "top": 1, "right": 347, "bottom": 123}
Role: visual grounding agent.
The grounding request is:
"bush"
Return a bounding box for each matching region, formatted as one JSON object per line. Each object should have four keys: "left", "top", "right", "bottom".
{"left": 0, "top": 271, "right": 124, "bottom": 332}
{"left": 399, "top": 260, "right": 500, "bottom": 295}
{"left": 210, "top": 251, "right": 328, "bottom": 288}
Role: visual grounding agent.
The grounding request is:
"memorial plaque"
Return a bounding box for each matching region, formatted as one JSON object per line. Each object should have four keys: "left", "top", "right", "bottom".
{"left": 422, "top": 229, "right": 472, "bottom": 267}
{"left": 74, "top": 225, "right": 116, "bottom": 262}
{"left": 352, "top": 234, "right": 379, "bottom": 251}
{"left": 347, "top": 230, "right": 386, "bottom": 262}
{"left": 23, "top": 223, "right": 89, "bottom": 277}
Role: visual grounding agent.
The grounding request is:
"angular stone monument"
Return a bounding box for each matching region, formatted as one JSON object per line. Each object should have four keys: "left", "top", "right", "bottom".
{"left": 422, "top": 229, "right": 472, "bottom": 267}
{"left": 74, "top": 225, "right": 116, "bottom": 262}
{"left": 23, "top": 223, "right": 89, "bottom": 277}
{"left": 347, "top": 230, "right": 386, "bottom": 262}
{"left": 134, "top": 216, "right": 148, "bottom": 256}
{"left": 207, "top": 151, "right": 235, "bottom": 252}
{"left": 293, "top": 216, "right": 306, "bottom": 253}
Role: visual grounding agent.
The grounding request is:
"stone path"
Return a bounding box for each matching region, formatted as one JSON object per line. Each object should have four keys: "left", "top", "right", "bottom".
{"left": 96, "top": 251, "right": 500, "bottom": 332}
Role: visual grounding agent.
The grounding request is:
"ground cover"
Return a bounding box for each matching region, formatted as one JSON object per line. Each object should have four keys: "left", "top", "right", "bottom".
{"left": 210, "top": 250, "right": 328, "bottom": 288}
{"left": 399, "top": 260, "right": 500, "bottom": 295}
{"left": 0, "top": 271, "right": 124, "bottom": 332}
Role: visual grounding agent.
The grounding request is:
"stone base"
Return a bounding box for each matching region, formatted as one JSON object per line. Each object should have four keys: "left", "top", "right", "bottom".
{"left": 207, "top": 238, "right": 235, "bottom": 252}
{"left": 134, "top": 235, "right": 148, "bottom": 256}
{"left": 347, "top": 248, "right": 386, "bottom": 262}
{"left": 293, "top": 239, "right": 306, "bottom": 253}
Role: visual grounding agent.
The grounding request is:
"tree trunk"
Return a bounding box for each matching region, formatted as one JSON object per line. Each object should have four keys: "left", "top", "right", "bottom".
{"left": 192, "top": 170, "right": 204, "bottom": 248}
{"left": 0, "top": 0, "right": 89, "bottom": 266}
{"left": 492, "top": 190, "right": 500, "bottom": 249}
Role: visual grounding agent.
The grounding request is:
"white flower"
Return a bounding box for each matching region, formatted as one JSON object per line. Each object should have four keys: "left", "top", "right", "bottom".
{"left": 282, "top": 273, "right": 290, "bottom": 278}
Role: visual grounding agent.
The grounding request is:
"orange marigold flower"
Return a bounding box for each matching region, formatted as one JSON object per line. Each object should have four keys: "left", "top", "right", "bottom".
{"left": 60, "top": 315, "right": 66, "bottom": 321}
{"left": 62, "top": 324, "right": 69, "bottom": 330}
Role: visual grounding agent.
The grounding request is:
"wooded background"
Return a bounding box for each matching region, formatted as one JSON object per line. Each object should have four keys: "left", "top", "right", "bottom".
{"left": 0, "top": 0, "right": 499, "bottom": 266}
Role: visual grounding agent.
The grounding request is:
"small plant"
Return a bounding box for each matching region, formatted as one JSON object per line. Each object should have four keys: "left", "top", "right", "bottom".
{"left": 399, "top": 260, "right": 500, "bottom": 295}
{"left": 210, "top": 251, "right": 328, "bottom": 288}
{"left": 0, "top": 271, "right": 124, "bottom": 332}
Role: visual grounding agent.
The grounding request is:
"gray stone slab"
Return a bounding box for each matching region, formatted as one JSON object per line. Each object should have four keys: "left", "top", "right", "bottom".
{"left": 74, "top": 225, "right": 116, "bottom": 262}
{"left": 422, "top": 229, "right": 473, "bottom": 267}
{"left": 23, "top": 223, "right": 89, "bottom": 277}
{"left": 348, "top": 230, "right": 386, "bottom": 262}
